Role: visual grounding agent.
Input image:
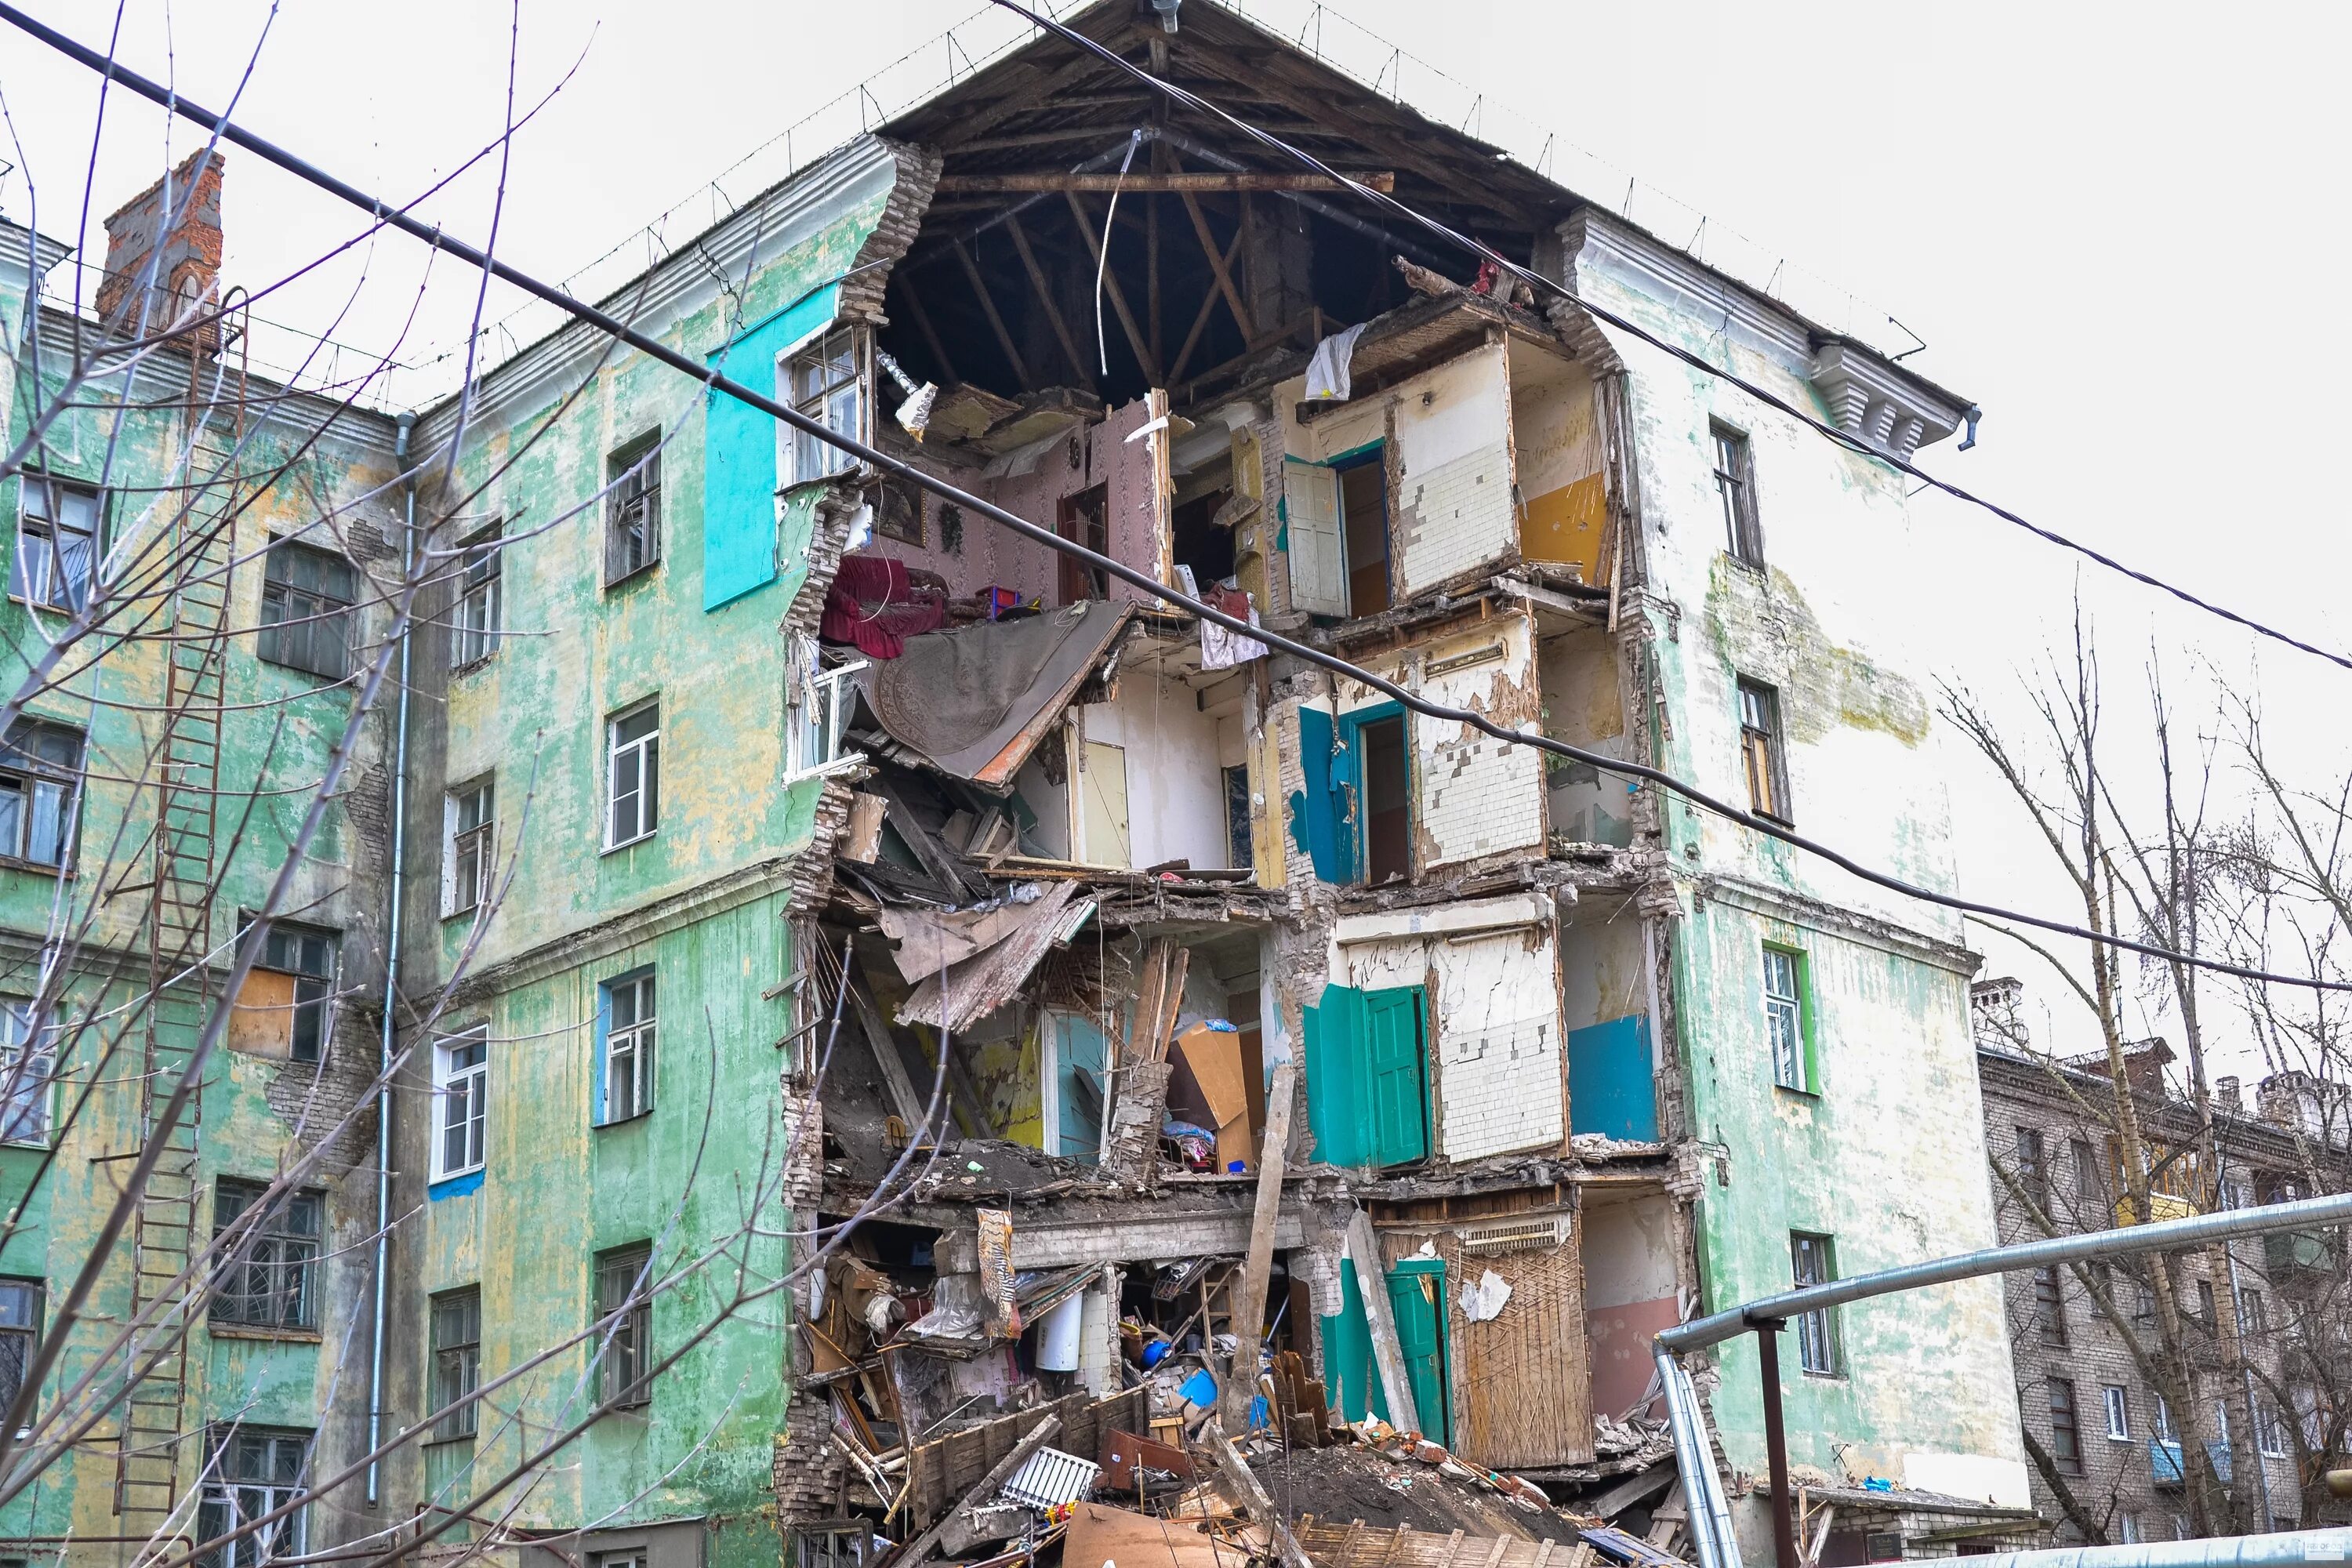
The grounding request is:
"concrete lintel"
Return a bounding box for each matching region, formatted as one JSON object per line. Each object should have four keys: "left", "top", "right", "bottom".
{"left": 1007, "top": 1206, "right": 1307, "bottom": 1269}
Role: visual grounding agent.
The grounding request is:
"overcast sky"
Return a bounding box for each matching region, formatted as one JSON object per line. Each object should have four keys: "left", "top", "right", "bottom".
{"left": 5, "top": 0, "right": 2349, "bottom": 1079}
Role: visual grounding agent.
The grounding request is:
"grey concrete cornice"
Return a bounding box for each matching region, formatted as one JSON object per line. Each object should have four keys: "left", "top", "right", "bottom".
{"left": 1695, "top": 871, "right": 1980, "bottom": 977}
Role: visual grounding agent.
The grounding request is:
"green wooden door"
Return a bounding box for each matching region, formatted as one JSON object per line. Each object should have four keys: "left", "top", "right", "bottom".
{"left": 1385, "top": 1258, "right": 1450, "bottom": 1446}
{"left": 1364, "top": 986, "right": 1428, "bottom": 1167}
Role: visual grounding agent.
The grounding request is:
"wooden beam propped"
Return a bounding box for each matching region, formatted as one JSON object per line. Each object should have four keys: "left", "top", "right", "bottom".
{"left": 1168, "top": 206, "right": 1248, "bottom": 384}
{"left": 936, "top": 171, "right": 1393, "bottom": 193}
{"left": 1003, "top": 213, "right": 1094, "bottom": 392}
{"left": 1062, "top": 191, "right": 1163, "bottom": 385}
{"left": 951, "top": 239, "right": 1032, "bottom": 392}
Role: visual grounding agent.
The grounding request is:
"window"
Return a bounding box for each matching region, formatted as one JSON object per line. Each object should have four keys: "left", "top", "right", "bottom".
{"left": 2197, "top": 1278, "right": 2216, "bottom": 1326}
{"left": 606, "top": 703, "right": 659, "bottom": 848}
{"left": 2119, "top": 1515, "right": 2141, "bottom": 1546}
{"left": 0, "top": 1000, "right": 53, "bottom": 1143}
{"left": 1763, "top": 947, "right": 1809, "bottom": 1092}
{"left": 597, "top": 1554, "right": 648, "bottom": 1568}
{"left": 2049, "top": 1378, "right": 2083, "bottom": 1474}
{"left": 210, "top": 1180, "right": 322, "bottom": 1330}
{"left": 1339, "top": 453, "right": 1389, "bottom": 615}
{"left": 196, "top": 1425, "right": 308, "bottom": 1568}
{"left": 2212, "top": 1399, "right": 2231, "bottom": 1448}
{"left": 604, "top": 434, "right": 662, "bottom": 584}
{"left": 2240, "top": 1287, "right": 2267, "bottom": 1338}
{"left": 257, "top": 542, "right": 354, "bottom": 680}
{"left": 429, "top": 1288, "right": 481, "bottom": 1442}
{"left": 2103, "top": 1385, "right": 2131, "bottom": 1441}
{"left": 594, "top": 1244, "right": 652, "bottom": 1408}
{"left": 446, "top": 779, "right": 494, "bottom": 918}
{"left": 0, "top": 1279, "right": 41, "bottom": 1417}
{"left": 1223, "top": 763, "right": 1253, "bottom": 871}
{"left": 450, "top": 524, "right": 502, "bottom": 668}
{"left": 1356, "top": 713, "right": 1410, "bottom": 885}
{"left": 2015, "top": 1127, "right": 2049, "bottom": 1209}
{"left": 0, "top": 719, "right": 83, "bottom": 869}
{"left": 12, "top": 474, "right": 100, "bottom": 612}
{"left": 2154, "top": 1395, "right": 2176, "bottom": 1442}
{"left": 2033, "top": 1266, "right": 2069, "bottom": 1346}
{"left": 258, "top": 924, "right": 336, "bottom": 1065}
{"left": 1791, "top": 1232, "right": 1840, "bottom": 1375}
{"left": 2257, "top": 1399, "right": 2287, "bottom": 1457}
{"left": 599, "top": 972, "right": 656, "bottom": 1126}
{"left": 787, "top": 644, "right": 865, "bottom": 781}
{"left": 1737, "top": 678, "right": 1791, "bottom": 823}
{"left": 2071, "top": 1137, "right": 2101, "bottom": 1204}
{"left": 2133, "top": 1279, "right": 2158, "bottom": 1326}
{"left": 785, "top": 328, "right": 861, "bottom": 488}
{"left": 2172, "top": 1517, "right": 2190, "bottom": 1543}
{"left": 1711, "top": 423, "right": 1762, "bottom": 567}
{"left": 432, "top": 1030, "right": 488, "bottom": 1181}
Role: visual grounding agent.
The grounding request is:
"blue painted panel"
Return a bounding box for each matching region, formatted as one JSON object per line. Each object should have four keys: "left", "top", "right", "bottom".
{"left": 1567, "top": 1014, "right": 1657, "bottom": 1142}
{"left": 1054, "top": 1012, "right": 1109, "bottom": 1163}
{"left": 1287, "top": 706, "right": 1356, "bottom": 883}
{"left": 428, "top": 1169, "right": 484, "bottom": 1202}
{"left": 702, "top": 283, "right": 839, "bottom": 612}
{"left": 1303, "top": 983, "right": 1367, "bottom": 1167}
{"left": 1319, "top": 1264, "right": 1389, "bottom": 1425}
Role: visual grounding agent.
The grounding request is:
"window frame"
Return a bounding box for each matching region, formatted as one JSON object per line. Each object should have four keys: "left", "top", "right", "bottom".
{"left": 0, "top": 1277, "right": 42, "bottom": 1424}
{"left": 1761, "top": 944, "right": 1813, "bottom": 1094}
{"left": 254, "top": 922, "right": 337, "bottom": 1066}
{"left": 431, "top": 1029, "right": 488, "bottom": 1182}
{"left": 209, "top": 1179, "right": 324, "bottom": 1332}
{"left": 444, "top": 778, "right": 495, "bottom": 920}
{"left": 2103, "top": 1384, "right": 2131, "bottom": 1441}
{"left": 786, "top": 640, "right": 866, "bottom": 783}
{"left": 2256, "top": 1398, "right": 2288, "bottom": 1458}
{"left": 195, "top": 1424, "right": 310, "bottom": 1568}
{"left": 1790, "top": 1232, "right": 1841, "bottom": 1377}
{"left": 0, "top": 999, "right": 54, "bottom": 1145}
{"left": 597, "top": 971, "right": 657, "bottom": 1127}
{"left": 2032, "top": 1264, "right": 2069, "bottom": 1347}
{"left": 604, "top": 433, "right": 663, "bottom": 586}
{"left": 429, "top": 1287, "right": 481, "bottom": 1443}
{"left": 2048, "top": 1377, "right": 2084, "bottom": 1475}
{"left": 1711, "top": 422, "right": 1764, "bottom": 568}
{"left": 1736, "top": 677, "right": 1792, "bottom": 825}
{"left": 604, "top": 701, "right": 661, "bottom": 851}
{"left": 780, "top": 328, "right": 865, "bottom": 491}
{"left": 2014, "top": 1127, "right": 2050, "bottom": 1210}
{"left": 593, "top": 1243, "right": 654, "bottom": 1410}
{"left": 256, "top": 539, "right": 357, "bottom": 682}
{"left": 449, "top": 522, "right": 503, "bottom": 670}
{"left": 0, "top": 717, "right": 85, "bottom": 873}
{"left": 11, "top": 472, "right": 103, "bottom": 615}
{"left": 1222, "top": 762, "right": 1253, "bottom": 872}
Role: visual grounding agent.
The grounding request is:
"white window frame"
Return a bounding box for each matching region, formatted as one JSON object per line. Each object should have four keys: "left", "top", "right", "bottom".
{"left": 0, "top": 998, "right": 52, "bottom": 1145}
{"left": 0, "top": 718, "right": 85, "bottom": 871}
{"left": 444, "top": 778, "right": 495, "bottom": 919}
{"left": 197, "top": 1425, "right": 310, "bottom": 1568}
{"left": 2119, "top": 1515, "right": 2141, "bottom": 1546}
{"left": 12, "top": 474, "right": 100, "bottom": 614}
{"left": 2154, "top": 1394, "right": 2177, "bottom": 1442}
{"left": 598, "top": 971, "right": 656, "bottom": 1127}
{"left": 2103, "top": 1384, "right": 2131, "bottom": 1441}
{"left": 1762, "top": 946, "right": 1807, "bottom": 1093}
{"left": 786, "top": 638, "right": 865, "bottom": 782}
{"left": 779, "top": 326, "right": 864, "bottom": 489}
{"left": 432, "top": 1029, "right": 488, "bottom": 1181}
{"left": 604, "top": 702, "right": 660, "bottom": 851}
{"left": 450, "top": 524, "right": 503, "bottom": 669}
{"left": 2257, "top": 1399, "right": 2288, "bottom": 1458}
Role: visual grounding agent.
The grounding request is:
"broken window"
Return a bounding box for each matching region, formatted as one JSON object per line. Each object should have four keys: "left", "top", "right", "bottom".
{"left": 785, "top": 328, "right": 862, "bottom": 488}
{"left": 1056, "top": 484, "right": 1109, "bottom": 604}
{"left": 2104, "top": 1385, "right": 2131, "bottom": 1441}
{"left": 2257, "top": 1397, "right": 2288, "bottom": 1457}
{"left": 211, "top": 1179, "right": 322, "bottom": 1330}
{"left": 258, "top": 541, "right": 354, "bottom": 681}
{"left": 1737, "top": 677, "right": 1791, "bottom": 823}
{"left": 788, "top": 640, "right": 864, "bottom": 782}
{"left": 433, "top": 1029, "right": 488, "bottom": 1181}
{"left": 2015, "top": 1127, "right": 2049, "bottom": 1209}
{"left": 1339, "top": 452, "right": 1388, "bottom": 615}
{"left": 599, "top": 971, "right": 656, "bottom": 1126}
{"left": 606, "top": 701, "right": 660, "bottom": 848}
{"left": 430, "top": 1287, "right": 481, "bottom": 1441}
{"left": 1712, "top": 423, "right": 1763, "bottom": 567}
{"left": 2241, "top": 1287, "right": 2266, "bottom": 1337}
{"left": 1222, "top": 763, "right": 1252, "bottom": 870}
{"left": 0, "top": 1279, "right": 38, "bottom": 1417}
{"left": 594, "top": 1243, "right": 653, "bottom": 1408}
{"left": 605, "top": 434, "right": 662, "bottom": 584}
{"left": 0, "top": 718, "right": 84, "bottom": 869}
{"left": 2032, "top": 1265, "right": 2068, "bottom": 1346}
{"left": 445, "top": 778, "right": 495, "bottom": 919}
{"left": 0, "top": 999, "right": 53, "bottom": 1143}
{"left": 12, "top": 474, "right": 100, "bottom": 613}
{"left": 1790, "top": 1232, "right": 1839, "bottom": 1375}
{"left": 2154, "top": 1395, "right": 2177, "bottom": 1441}
{"left": 2071, "top": 1136, "right": 2102, "bottom": 1205}
{"left": 195, "top": 1425, "right": 309, "bottom": 1568}
{"left": 1762, "top": 946, "right": 1809, "bottom": 1093}
{"left": 1354, "top": 712, "right": 1410, "bottom": 885}
{"left": 450, "top": 523, "right": 502, "bottom": 668}
{"left": 2049, "top": 1378, "right": 2084, "bottom": 1474}
{"left": 257, "top": 924, "right": 336, "bottom": 1065}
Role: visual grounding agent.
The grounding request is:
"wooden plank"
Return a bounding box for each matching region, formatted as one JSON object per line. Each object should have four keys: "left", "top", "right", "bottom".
{"left": 1219, "top": 1061, "right": 1298, "bottom": 1427}
{"left": 952, "top": 238, "right": 1032, "bottom": 391}
{"left": 1175, "top": 184, "right": 1257, "bottom": 338}
{"left": 1346, "top": 1209, "right": 1420, "bottom": 1435}
{"left": 1170, "top": 216, "right": 1247, "bottom": 383}
{"left": 897, "top": 282, "right": 958, "bottom": 385}
{"left": 1450, "top": 1230, "right": 1595, "bottom": 1468}
{"left": 897, "top": 1414, "right": 1062, "bottom": 1568}
{"left": 1062, "top": 191, "right": 1162, "bottom": 383}
{"left": 1004, "top": 212, "right": 1095, "bottom": 391}
{"left": 1204, "top": 1421, "right": 1316, "bottom": 1568}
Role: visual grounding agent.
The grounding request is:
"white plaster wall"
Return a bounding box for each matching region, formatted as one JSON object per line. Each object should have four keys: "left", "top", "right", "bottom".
{"left": 1580, "top": 1194, "right": 1677, "bottom": 1312}
{"left": 1559, "top": 896, "right": 1648, "bottom": 1035}
{"left": 1079, "top": 667, "right": 1229, "bottom": 871}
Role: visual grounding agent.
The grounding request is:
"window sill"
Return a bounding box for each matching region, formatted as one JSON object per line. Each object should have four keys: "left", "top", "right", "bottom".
{"left": 0, "top": 857, "right": 67, "bottom": 880}
{"left": 422, "top": 1431, "right": 478, "bottom": 1450}
{"left": 783, "top": 754, "right": 867, "bottom": 787}
{"left": 594, "top": 1109, "right": 654, "bottom": 1132}
{"left": 430, "top": 1167, "right": 485, "bottom": 1201}
{"left": 1772, "top": 1083, "right": 1820, "bottom": 1100}
{"left": 209, "top": 1320, "right": 323, "bottom": 1343}
{"left": 452, "top": 653, "right": 499, "bottom": 679}
{"left": 6, "top": 594, "right": 86, "bottom": 619}
{"left": 601, "top": 832, "right": 657, "bottom": 858}
{"left": 443, "top": 903, "right": 484, "bottom": 925}
{"left": 1722, "top": 552, "right": 1767, "bottom": 576}
{"left": 256, "top": 657, "right": 356, "bottom": 688}
{"left": 603, "top": 561, "right": 662, "bottom": 593}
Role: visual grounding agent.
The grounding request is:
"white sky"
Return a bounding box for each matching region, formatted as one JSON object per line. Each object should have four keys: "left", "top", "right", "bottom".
{"left": 5, "top": 0, "right": 2350, "bottom": 1082}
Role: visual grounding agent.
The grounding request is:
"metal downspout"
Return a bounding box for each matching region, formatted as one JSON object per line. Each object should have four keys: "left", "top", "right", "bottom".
{"left": 1652, "top": 1341, "right": 1740, "bottom": 1568}
{"left": 366, "top": 411, "right": 418, "bottom": 1507}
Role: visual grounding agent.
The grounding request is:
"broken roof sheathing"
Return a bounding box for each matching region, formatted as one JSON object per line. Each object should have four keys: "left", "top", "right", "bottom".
{"left": 864, "top": 601, "right": 1134, "bottom": 787}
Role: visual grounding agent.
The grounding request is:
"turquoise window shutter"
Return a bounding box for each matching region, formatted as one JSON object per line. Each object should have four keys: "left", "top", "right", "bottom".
{"left": 1364, "top": 986, "right": 1429, "bottom": 1167}
{"left": 1303, "top": 983, "right": 1368, "bottom": 1167}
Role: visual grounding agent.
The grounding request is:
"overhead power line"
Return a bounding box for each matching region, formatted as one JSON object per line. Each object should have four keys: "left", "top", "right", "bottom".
{"left": 9, "top": 5, "right": 2349, "bottom": 996}
{"left": 985, "top": 0, "right": 2352, "bottom": 677}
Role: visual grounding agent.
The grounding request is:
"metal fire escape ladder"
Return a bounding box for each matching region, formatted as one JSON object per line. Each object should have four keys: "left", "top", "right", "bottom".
{"left": 116, "top": 315, "right": 246, "bottom": 1547}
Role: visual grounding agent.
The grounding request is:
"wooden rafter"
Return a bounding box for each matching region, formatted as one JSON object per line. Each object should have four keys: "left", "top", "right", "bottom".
{"left": 1167, "top": 213, "right": 1248, "bottom": 384}
{"left": 1174, "top": 182, "right": 1254, "bottom": 339}
{"left": 945, "top": 47, "right": 1123, "bottom": 144}
{"left": 950, "top": 239, "right": 1031, "bottom": 391}
{"left": 1002, "top": 212, "right": 1094, "bottom": 392}
{"left": 1061, "top": 191, "right": 1162, "bottom": 386}
{"left": 895, "top": 281, "right": 960, "bottom": 387}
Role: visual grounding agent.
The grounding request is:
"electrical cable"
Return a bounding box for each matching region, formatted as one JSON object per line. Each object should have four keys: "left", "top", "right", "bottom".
{"left": 9, "top": 4, "right": 2350, "bottom": 996}
{"left": 984, "top": 0, "right": 2352, "bottom": 677}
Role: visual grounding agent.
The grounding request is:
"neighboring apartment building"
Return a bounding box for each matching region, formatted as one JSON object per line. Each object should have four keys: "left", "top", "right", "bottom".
{"left": 0, "top": 4, "right": 2042, "bottom": 1567}
{"left": 1973, "top": 977, "right": 2352, "bottom": 1544}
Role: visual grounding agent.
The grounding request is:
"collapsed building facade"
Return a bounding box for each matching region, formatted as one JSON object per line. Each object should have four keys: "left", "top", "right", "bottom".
{"left": 0, "top": 5, "right": 2044, "bottom": 1568}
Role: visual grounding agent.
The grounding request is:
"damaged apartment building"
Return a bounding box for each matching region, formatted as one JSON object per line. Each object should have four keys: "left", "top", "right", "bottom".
{"left": 0, "top": 4, "right": 2040, "bottom": 1568}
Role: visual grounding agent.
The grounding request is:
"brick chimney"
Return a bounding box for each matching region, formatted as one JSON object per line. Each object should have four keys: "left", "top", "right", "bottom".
{"left": 2216, "top": 1076, "right": 2241, "bottom": 1115}
{"left": 94, "top": 148, "right": 224, "bottom": 343}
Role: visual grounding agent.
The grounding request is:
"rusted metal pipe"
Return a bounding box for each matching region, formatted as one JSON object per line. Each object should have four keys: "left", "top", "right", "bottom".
{"left": 1755, "top": 1322, "right": 1798, "bottom": 1568}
